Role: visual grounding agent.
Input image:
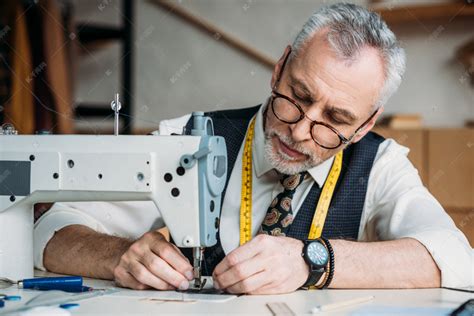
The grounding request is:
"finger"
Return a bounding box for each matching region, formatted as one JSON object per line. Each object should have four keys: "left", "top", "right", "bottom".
{"left": 114, "top": 268, "right": 149, "bottom": 290}
{"left": 171, "top": 243, "right": 191, "bottom": 263}
{"left": 140, "top": 253, "right": 191, "bottom": 290}
{"left": 150, "top": 241, "right": 194, "bottom": 280}
{"left": 225, "top": 271, "right": 272, "bottom": 294}
{"left": 213, "top": 235, "right": 266, "bottom": 277}
{"left": 128, "top": 260, "right": 176, "bottom": 290}
{"left": 214, "top": 254, "right": 266, "bottom": 289}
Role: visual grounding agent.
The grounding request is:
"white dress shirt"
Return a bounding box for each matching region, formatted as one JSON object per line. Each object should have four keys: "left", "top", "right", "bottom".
{"left": 34, "top": 103, "right": 473, "bottom": 288}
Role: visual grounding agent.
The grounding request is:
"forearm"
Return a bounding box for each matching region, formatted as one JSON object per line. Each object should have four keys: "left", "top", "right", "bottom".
{"left": 330, "top": 238, "right": 441, "bottom": 288}
{"left": 43, "top": 225, "right": 132, "bottom": 280}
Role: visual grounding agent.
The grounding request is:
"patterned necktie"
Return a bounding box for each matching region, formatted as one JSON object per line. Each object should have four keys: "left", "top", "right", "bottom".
{"left": 259, "top": 172, "right": 307, "bottom": 236}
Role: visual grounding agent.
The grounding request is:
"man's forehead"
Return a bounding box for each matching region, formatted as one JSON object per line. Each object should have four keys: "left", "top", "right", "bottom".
{"left": 287, "top": 33, "right": 385, "bottom": 115}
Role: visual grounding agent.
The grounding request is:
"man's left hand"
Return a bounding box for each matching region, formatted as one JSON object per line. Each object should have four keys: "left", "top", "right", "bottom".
{"left": 212, "top": 234, "right": 309, "bottom": 294}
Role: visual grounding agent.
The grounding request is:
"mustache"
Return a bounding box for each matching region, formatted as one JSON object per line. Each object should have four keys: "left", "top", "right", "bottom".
{"left": 265, "top": 128, "right": 314, "bottom": 158}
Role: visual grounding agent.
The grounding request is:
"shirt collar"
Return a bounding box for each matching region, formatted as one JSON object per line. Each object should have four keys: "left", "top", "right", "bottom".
{"left": 252, "top": 100, "right": 335, "bottom": 188}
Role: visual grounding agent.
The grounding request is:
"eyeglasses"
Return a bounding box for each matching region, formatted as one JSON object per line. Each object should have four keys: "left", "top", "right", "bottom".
{"left": 270, "top": 91, "right": 378, "bottom": 149}
{"left": 270, "top": 47, "right": 378, "bottom": 150}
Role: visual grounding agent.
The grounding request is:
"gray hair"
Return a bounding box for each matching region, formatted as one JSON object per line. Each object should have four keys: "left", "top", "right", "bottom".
{"left": 291, "top": 3, "right": 406, "bottom": 109}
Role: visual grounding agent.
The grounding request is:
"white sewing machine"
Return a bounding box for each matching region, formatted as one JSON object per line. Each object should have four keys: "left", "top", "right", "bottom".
{"left": 0, "top": 97, "right": 227, "bottom": 289}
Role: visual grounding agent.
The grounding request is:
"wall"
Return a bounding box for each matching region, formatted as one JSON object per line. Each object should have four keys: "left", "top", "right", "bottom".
{"left": 72, "top": 0, "right": 474, "bottom": 132}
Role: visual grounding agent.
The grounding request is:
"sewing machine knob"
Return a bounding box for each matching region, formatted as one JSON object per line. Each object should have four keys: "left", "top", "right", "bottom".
{"left": 213, "top": 156, "right": 226, "bottom": 177}
{"left": 0, "top": 123, "right": 18, "bottom": 135}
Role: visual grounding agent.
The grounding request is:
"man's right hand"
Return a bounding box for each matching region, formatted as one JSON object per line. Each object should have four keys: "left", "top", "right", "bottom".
{"left": 113, "top": 231, "right": 194, "bottom": 291}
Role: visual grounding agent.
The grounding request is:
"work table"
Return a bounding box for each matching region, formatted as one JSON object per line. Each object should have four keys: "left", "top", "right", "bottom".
{"left": 0, "top": 271, "right": 471, "bottom": 315}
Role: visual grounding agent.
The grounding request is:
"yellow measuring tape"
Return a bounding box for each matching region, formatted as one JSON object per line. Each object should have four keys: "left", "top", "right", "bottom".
{"left": 239, "top": 117, "right": 343, "bottom": 245}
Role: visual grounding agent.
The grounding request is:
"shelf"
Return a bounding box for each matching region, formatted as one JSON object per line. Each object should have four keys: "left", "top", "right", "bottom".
{"left": 76, "top": 24, "right": 124, "bottom": 44}
{"left": 372, "top": 2, "right": 474, "bottom": 24}
{"left": 75, "top": 103, "right": 119, "bottom": 117}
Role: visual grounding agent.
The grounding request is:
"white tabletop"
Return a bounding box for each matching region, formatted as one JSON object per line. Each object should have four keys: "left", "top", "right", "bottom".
{"left": 0, "top": 271, "right": 472, "bottom": 315}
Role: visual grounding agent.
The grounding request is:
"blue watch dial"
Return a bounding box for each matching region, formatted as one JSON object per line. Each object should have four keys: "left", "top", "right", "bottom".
{"left": 307, "top": 242, "right": 328, "bottom": 266}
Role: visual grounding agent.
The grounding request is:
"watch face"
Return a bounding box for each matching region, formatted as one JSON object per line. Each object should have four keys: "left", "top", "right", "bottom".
{"left": 307, "top": 242, "right": 328, "bottom": 266}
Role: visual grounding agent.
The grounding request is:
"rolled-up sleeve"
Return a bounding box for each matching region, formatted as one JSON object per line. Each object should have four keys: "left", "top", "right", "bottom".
{"left": 34, "top": 201, "right": 163, "bottom": 270}
{"left": 360, "top": 139, "right": 473, "bottom": 288}
{"left": 34, "top": 202, "right": 106, "bottom": 270}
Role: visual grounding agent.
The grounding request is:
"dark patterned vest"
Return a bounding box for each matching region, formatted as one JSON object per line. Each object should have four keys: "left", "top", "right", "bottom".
{"left": 179, "top": 105, "right": 384, "bottom": 275}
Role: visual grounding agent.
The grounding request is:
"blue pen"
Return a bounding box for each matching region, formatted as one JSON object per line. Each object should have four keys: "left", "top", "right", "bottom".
{"left": 1, "top": 276, "right": 83, "bottom": 292}
{"left": 21, "top": 276, "right": 83, "bottom": 292}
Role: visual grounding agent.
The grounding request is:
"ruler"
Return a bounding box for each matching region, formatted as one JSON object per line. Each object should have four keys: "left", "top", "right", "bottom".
{"left": 266, "top": 302, "right": 296, "bottom": 316}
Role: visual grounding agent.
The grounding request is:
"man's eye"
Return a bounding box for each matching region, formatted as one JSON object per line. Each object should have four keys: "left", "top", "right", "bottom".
{"left": 291, "top": 88, "right": 310, "bottom": 103}
{"left": 328, "top": 115, "right": 347, "bottom": 125}
{"left": 294, "top": 93, "right": 311, "bottom": 104}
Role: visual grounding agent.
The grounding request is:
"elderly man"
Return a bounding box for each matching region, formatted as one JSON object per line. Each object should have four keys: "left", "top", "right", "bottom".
{"left": 36, "top": 3, "right": 471, "bottom": 294}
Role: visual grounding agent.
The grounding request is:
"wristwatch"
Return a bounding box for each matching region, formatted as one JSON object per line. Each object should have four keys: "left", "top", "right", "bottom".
{"left": 301, "top": 239, "right": 329, "bottom": 288}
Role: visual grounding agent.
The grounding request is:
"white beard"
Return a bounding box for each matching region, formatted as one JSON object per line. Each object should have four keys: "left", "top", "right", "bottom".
{"left": 263, "top": 129, "right": 324, "bottom": 175}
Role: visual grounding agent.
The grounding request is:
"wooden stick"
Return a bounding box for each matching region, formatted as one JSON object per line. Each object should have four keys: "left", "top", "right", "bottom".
{"left": 151, "top": 0, "right": 277, "bottom": 69}
{"left": 311, "top": 295, "right": 375, "bottom": 313}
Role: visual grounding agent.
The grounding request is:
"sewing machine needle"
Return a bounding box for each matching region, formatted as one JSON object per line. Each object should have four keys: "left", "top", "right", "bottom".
{"left": 193, "top": 247, "right": 204, "bottom": 289}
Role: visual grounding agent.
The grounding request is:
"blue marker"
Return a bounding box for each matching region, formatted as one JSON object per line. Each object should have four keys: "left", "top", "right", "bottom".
{"left": 4, "top": 295, "right": 21, "bottom": 301}
{"left": 60, "top": 303, "right": 80, "bottom": 310}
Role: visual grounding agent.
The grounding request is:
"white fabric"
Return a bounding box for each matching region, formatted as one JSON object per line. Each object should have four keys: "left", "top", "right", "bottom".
{"left": 34, "top": 104, "right": 473, "bottom": 287}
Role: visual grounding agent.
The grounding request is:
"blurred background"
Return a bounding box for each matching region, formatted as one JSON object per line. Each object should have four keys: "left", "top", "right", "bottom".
{"left": 0, "top": 0, "right": 473, "bottom": 244}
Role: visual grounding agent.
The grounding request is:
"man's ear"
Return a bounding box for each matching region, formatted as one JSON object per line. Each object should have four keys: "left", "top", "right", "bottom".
{"left": 351, "top": 106, "right": 384, "bottom": 143}
{"left": 270, "top": 45, "right": 292, "bottom": 89}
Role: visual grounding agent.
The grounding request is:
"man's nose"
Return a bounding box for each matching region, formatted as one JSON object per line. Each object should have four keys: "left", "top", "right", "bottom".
{"left": 289, "top": 117, "right": 312, "bottom": 143}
